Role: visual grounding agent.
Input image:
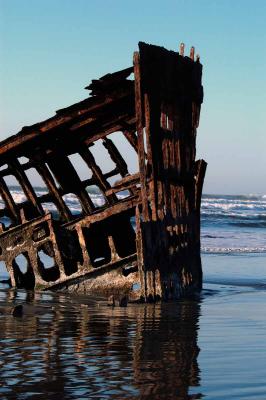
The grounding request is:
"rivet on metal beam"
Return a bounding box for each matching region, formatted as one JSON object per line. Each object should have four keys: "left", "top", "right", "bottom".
{"left": 180, "top": 43, "right": 185, "bottom": 56}
{"left": 190, "top": 46, "right": 195, "bottom": 61}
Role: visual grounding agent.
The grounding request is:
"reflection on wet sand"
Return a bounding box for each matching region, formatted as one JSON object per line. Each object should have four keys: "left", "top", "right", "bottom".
{"left": 0, "top": 289, "right": 202, "bottom": 399}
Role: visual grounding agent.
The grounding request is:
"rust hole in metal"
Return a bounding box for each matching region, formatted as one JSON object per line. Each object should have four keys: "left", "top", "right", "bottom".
{"left": 17, "top": 157, "right": 30, "bottom": 165}
{"left": 11, "top": 253, "right": 35, "bottom": 289}
{"left": 32, "top": 225, "right": 50, "bottom": 242}
{"left": 83, "top": 224, "right": 111, "bottom": 268}
{"left": 37, "top": 247, "right": 60, "bottom": 282}
{"left": 13, "top": 254, "right": 28, "bottom": 274}
{"left": 13, "top": 236, "right": 24, "bottom": 246}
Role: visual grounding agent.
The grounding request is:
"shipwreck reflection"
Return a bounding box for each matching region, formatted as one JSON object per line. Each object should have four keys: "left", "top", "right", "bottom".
{"left": 132, "top": 302, "right": 202, "bottom": 399}
{"left": 0, "top": 289, "right": 202, "bottom": 399}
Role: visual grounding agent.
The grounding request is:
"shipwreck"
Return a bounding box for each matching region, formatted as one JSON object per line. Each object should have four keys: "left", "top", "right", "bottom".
{"left": 0, "top": 42, "right": 206, "bottom": 301}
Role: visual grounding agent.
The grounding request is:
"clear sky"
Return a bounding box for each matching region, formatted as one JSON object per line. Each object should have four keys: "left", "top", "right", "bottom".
{"left": 0, "top": 0, "right": 265, "bottom": 194}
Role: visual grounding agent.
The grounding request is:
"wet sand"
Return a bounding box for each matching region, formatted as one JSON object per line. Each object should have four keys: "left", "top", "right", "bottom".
{"left": 0, "top": 254, "right": 266, "bottom": 399}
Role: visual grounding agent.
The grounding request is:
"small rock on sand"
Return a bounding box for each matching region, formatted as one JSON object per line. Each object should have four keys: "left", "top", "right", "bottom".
{"left": 11, "top": 304, "right": 23, "bottom": 317}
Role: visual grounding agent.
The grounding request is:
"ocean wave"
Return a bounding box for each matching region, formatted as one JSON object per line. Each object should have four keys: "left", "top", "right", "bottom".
{"left": 227, "top": 221, "right": 266, "bottom": 228}
{"left": 202, "top": 234, "right": 228, "bottom": 239}
{"left": 202, "top": 202, "right": 266, "bottom": 210}
{"left": 202, "top": 211, "right": 266, "bottom": 219}
{"left": 203, "top": 194, "right": 266, "bottom": 201}
{"left": 201, "top": 246, "right": 266, "bottom": 255}
{"left": 202, "top": 213, "right": 265, "bottom": 223}
{"left": 202, "top": 197, "right": 266, "bottom": 204}
{"left": 201, "top": 198, "right": 266, "bottom": 223}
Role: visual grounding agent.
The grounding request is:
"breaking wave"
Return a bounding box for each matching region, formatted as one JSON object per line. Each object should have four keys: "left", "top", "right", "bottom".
{"left": 0, "top": 189, "right": 265, "bottom": 255}
{"left": 200, "top": 195, "right": 266, "bottom": 254}
{"left": 201, "top": 194, "right": 266, "bottom": 229}
{"left": 201, "top": 246, "right": 266, "bottom": 255}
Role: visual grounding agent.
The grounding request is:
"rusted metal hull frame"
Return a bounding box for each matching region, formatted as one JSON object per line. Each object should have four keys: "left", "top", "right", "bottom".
{"left": 0, "top": 42, "right": 206, "bottom": 301}
{"left": 133, "top": 42, "right": 206, "bottom": 300}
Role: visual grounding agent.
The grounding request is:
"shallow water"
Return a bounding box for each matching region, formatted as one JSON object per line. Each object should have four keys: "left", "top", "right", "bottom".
{"left": 0, "top": 254, "right": 266, "bottom": 400}
{"left": 0, "top": 191, "right": 265, "bottom": 398}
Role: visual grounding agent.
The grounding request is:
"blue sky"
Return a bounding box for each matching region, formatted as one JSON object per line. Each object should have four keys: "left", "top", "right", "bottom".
{"left": 0, "top": 0, "right": 265, "bottom": 194}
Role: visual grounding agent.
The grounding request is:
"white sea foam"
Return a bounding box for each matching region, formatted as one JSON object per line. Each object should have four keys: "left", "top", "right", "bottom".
{"left": 42, "top": 202, "right": 58, "bottom": 212}
{"left": 10, "top": 191, "right": 27, "bottom": 204}
{"left": 201, "top": 246, "right": 266, "bottom": 254}
{"left": 202, "top": 200, "right": 266, "bottom": 208}
{"left": 89, "top": 193, "right": 106, "bottom": 207}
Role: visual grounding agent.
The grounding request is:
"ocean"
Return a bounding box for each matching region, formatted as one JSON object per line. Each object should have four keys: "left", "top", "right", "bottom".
{"left": 0, "top": 190, "right": 266, "bottom": 399}
{"left": 1, "top": 190, "right": 265, "bottom": 264}
{"left": 201, "top": 193, "right": 266, "bottom": 254}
